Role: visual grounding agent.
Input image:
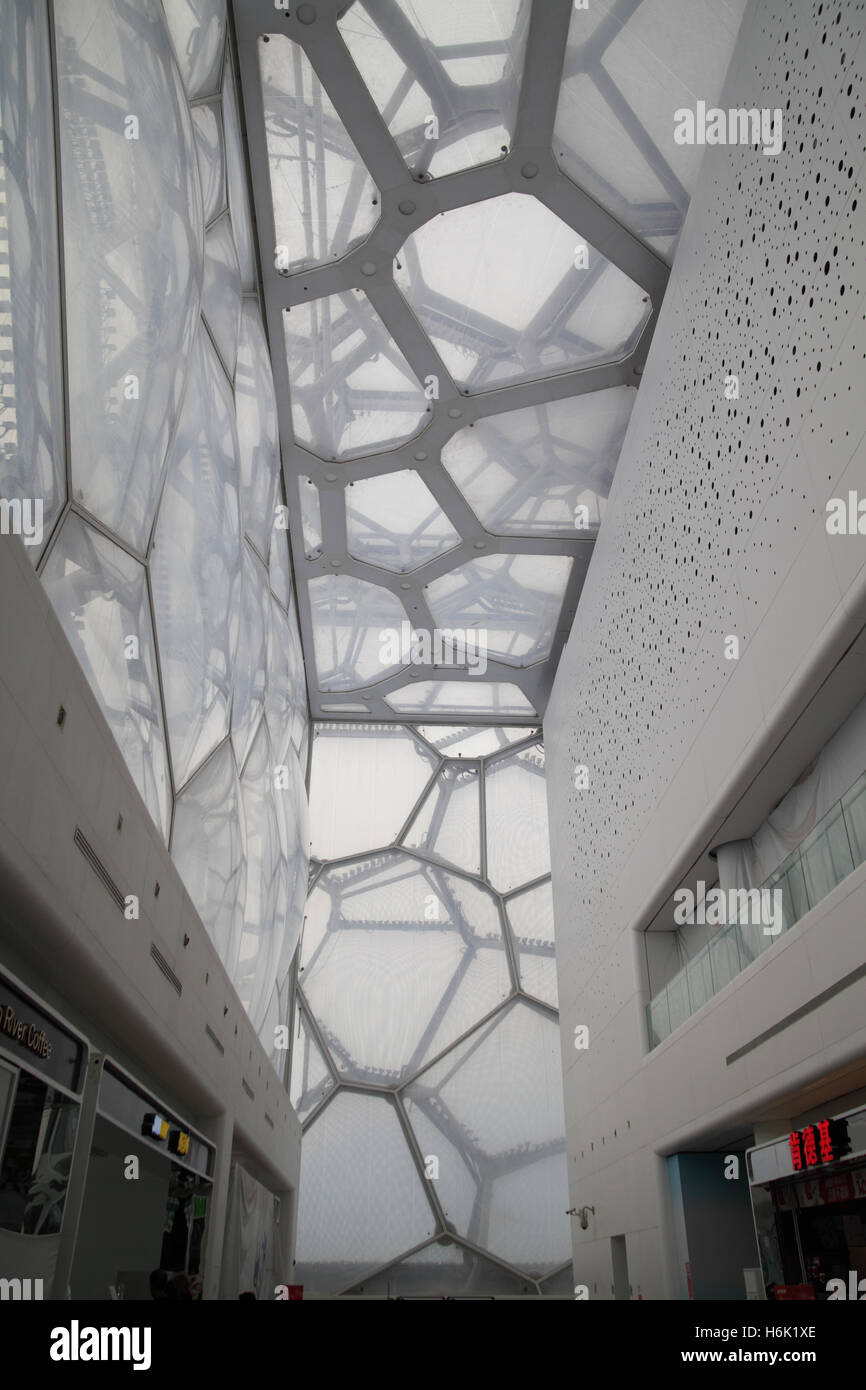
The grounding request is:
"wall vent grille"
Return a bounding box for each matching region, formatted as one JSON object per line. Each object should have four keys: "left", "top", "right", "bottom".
{"left": 149, "top": 943, "right": 182, "bottom": 996}
{"left": 73, "top": 826, "right": 126, "bottom": 913}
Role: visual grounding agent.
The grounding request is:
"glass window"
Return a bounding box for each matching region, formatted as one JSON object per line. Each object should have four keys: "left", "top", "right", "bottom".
{"left": 686, "top": 949, "right": 713, "bottom": 1014}
{"left": 666, "top": 971, "right": 690, "bottom": 1033}
{"left": 708, "top": 925, "right": 741, "bottom": 995}
{"left": 801, "top": 806, "right": 855, "bottom": 907}
{"left": 0, "top": 1072, "right": 79, "bottom": 1237}
{"left": 842, "top": 772, "right": 866, "bottom": 867}
{"left": 647, "top": 990, "right": 671, "bottom": 1049}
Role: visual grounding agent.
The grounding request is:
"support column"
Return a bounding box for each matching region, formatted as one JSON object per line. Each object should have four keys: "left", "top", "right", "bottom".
{"left": 276, "top": 1183, "right": 298, "bottom": 1291}
{"left": 51, "top": 1051, "right": 103, "bottom": 1301}
{"left": 196, "top": 1106, "right": 234, "bottom": 1301}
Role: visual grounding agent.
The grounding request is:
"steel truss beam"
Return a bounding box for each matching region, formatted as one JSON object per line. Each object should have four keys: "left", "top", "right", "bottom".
{"left": 231, "top": 0, "right": 670, "bottom": 724}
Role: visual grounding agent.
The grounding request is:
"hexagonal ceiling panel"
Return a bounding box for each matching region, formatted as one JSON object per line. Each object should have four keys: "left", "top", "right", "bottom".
{"left": 506, "top": 879, "right": 558, "bottom": 1008}
{"left": 442, "top": 388, "right": 636, "bottom": 535}
{"left": 554, "top": 0, "right": 748, "bottom": 263}
{"left": 425, "top": 554, "right": 573, "bottom": 667}
{"left": 301, "top": 852, "right": 511, "bottom": 1084}
{"left": 293, "top": 1090, "right": 436, "bottom": 1294}
{"left": 394, "top": 192, "right": 651, "bottom": 391}
{"left": 259, "top": 33, "right": 379, "bottom": 272}
{"left": 404, "top": 1000, "right": 569, "bottom": 1275}
{"left": 290, "top": 1007, "right": 336, "bottom": 1124}
{"left": 418, "top": 726, "right": 537, "bottom": 758}
{"left": 346, "top": 470, "right": 461, "bottom": 573}
{"left": 384, "top": 681, "right": 536, "bottom": 718}
{"left": 485, "top": 744, "right": 550, "bottom": 891}
{"left": 308, "top": 573, "right": 410, "bottom": 690}
{"left": 308, "top": 723, "right": 437, "bottom": 860}
{"left": 283, "top": 290, "right": 430, "bottom": 460}
{"left": 403, "top": 761, "right": 482, "bottom": 875}
{"left": 338, "top": 0, "right": 531, "bottom": 180}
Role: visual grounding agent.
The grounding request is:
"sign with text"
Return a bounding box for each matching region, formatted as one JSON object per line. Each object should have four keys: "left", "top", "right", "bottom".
{"left": 0, "top": 973, "right": 85, "bottom": 1093}
{"left": 788, "top": 1119, "right": 851, "bottom": 1172}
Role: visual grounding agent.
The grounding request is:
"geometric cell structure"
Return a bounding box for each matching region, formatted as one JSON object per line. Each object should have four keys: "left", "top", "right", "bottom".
{"left": 202, "top": 213, "right": 243, "bottom": 379}
{"left": 403, "top": 762, "right": 482, "bottom": 875}
{"left": 284, "top": 290, "right": 430, "bottom": 461}
{"left": 267, "top": 593, "right": 308, "bottom": 765}
{"left": 506, "top": 879, "right": 558, "bottom": 1008}
{"left": 417, "top": 726, "right": 539, "bottom": 759}
{"left": 301, "top": 854, "right": 511, "bottom": 1085}
{"left": 485, "top": 743, "right": 551, "bottom": 892}
{"left": 425, "top": 554, "right": 574, "bottom": 668}
{"left": 441, "top": 389, "right": 636, "bottom": 535}
{"left": 0, "top": 0, "right": 66, "bottom": 566}
{"left": 298, "top": 477, "right": 323, "bottom": 558}
{"left": 150, "top": 329, "right": 242, "bottom": 793}
{"left": 235, "top": 300, "right": 282, "bottom": 563}
{"left": 394, "top": 193, "right": 651, "bottom": 391}
{"left": 237, "top": 0, "right": 691, "bottom": 725}
{"left": 237, "top": 721, "right": 309, "bottom": 1033}
{"left": 308, "top": 724, "right": 437, "bottom": 861}
{"left": 259, "top": 35, "right": 380, "bottom": 272}
{"left": 162, "top": 0, "right": 227, "bottom": 100}
{"left": 384, "top": 682, "right": 537, "bottom": 719}
{"left": 172, "top": 739, "right": 246, "bottom": 980}
{"left": 222, "top": 51, "right": 258, "bottom": 290}
{"left": 403, "top": 1000, "right": 569, "bottom": 1276}
{"left": 290, "top": 1007, "right": 337, "bottom": 1124}
{"left": 38, "top": 0, "right": 310, "bottom": 1068}
{"left": 554, "top": 0, "right": 749, "bottom": 262}
{"left": 293, "top": 726, "right": 568, "bottom": 1293}
{"left": 41, "top": 512, "right": 172, "bottom": 840}
{"left": 343, "top": 1238, "right": 537, "bottom": 1298}
{"left": 338, "top": 0, "right": 531, "bottom": 180}
{"left": 55, "top": 0, "right": 204, "bottom": 555}
{"left": 308, "top": 574, "right": 411, "bottom": 690}
{"left": 191, "top": 102, "right": 227, "bottom": 225}
{"left": 346, "top": 471, "right": 461, "bottom": 573}
{"left": 292, "top": 1090, "right": 436, "bottom": 1296}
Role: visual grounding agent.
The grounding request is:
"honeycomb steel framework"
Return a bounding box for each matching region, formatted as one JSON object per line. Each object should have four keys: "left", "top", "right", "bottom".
{"left": 232, "top": 0, "right": 674, "bottom": 724}
{"left": 291, "top": 722, "right": 571, "bottom": 1294}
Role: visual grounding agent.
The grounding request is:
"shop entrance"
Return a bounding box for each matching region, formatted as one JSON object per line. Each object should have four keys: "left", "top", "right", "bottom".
{"left": 72, "top": 1114, "right": 211, "bottom": 1300}
{"left": 752, "top": 1163, "right": 866, "bottom": 1298}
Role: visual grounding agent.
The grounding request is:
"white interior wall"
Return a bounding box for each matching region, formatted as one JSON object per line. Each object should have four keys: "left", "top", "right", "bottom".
{"left": 545, "top": 0, "right": 866, "bottom": 1297}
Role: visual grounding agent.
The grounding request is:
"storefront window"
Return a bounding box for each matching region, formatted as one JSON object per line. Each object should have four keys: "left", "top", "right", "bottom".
{"left": 0, "top": 1072, "right": 79, "bottom": 1236}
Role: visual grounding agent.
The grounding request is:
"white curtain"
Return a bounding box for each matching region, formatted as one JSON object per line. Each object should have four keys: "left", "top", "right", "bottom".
{"left": 218, "top": 1163, "right": 281, "bottom": 1301}
{"left": 718, "top": 693, "right": 866, "bottom": 891}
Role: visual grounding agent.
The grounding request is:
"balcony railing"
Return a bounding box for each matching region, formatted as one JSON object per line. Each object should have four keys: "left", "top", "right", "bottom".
{"left": 646, "top": 769, "right": 866, "bottom": 1049}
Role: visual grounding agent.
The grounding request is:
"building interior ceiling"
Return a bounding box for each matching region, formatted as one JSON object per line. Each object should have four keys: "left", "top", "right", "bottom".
{"left": 232, "top": 0, "right": 748, "bottom": 725}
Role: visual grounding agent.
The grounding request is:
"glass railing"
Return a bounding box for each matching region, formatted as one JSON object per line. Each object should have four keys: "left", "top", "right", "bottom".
{"left": 646, "top": 769, "right": 866, "bottom": 1049}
